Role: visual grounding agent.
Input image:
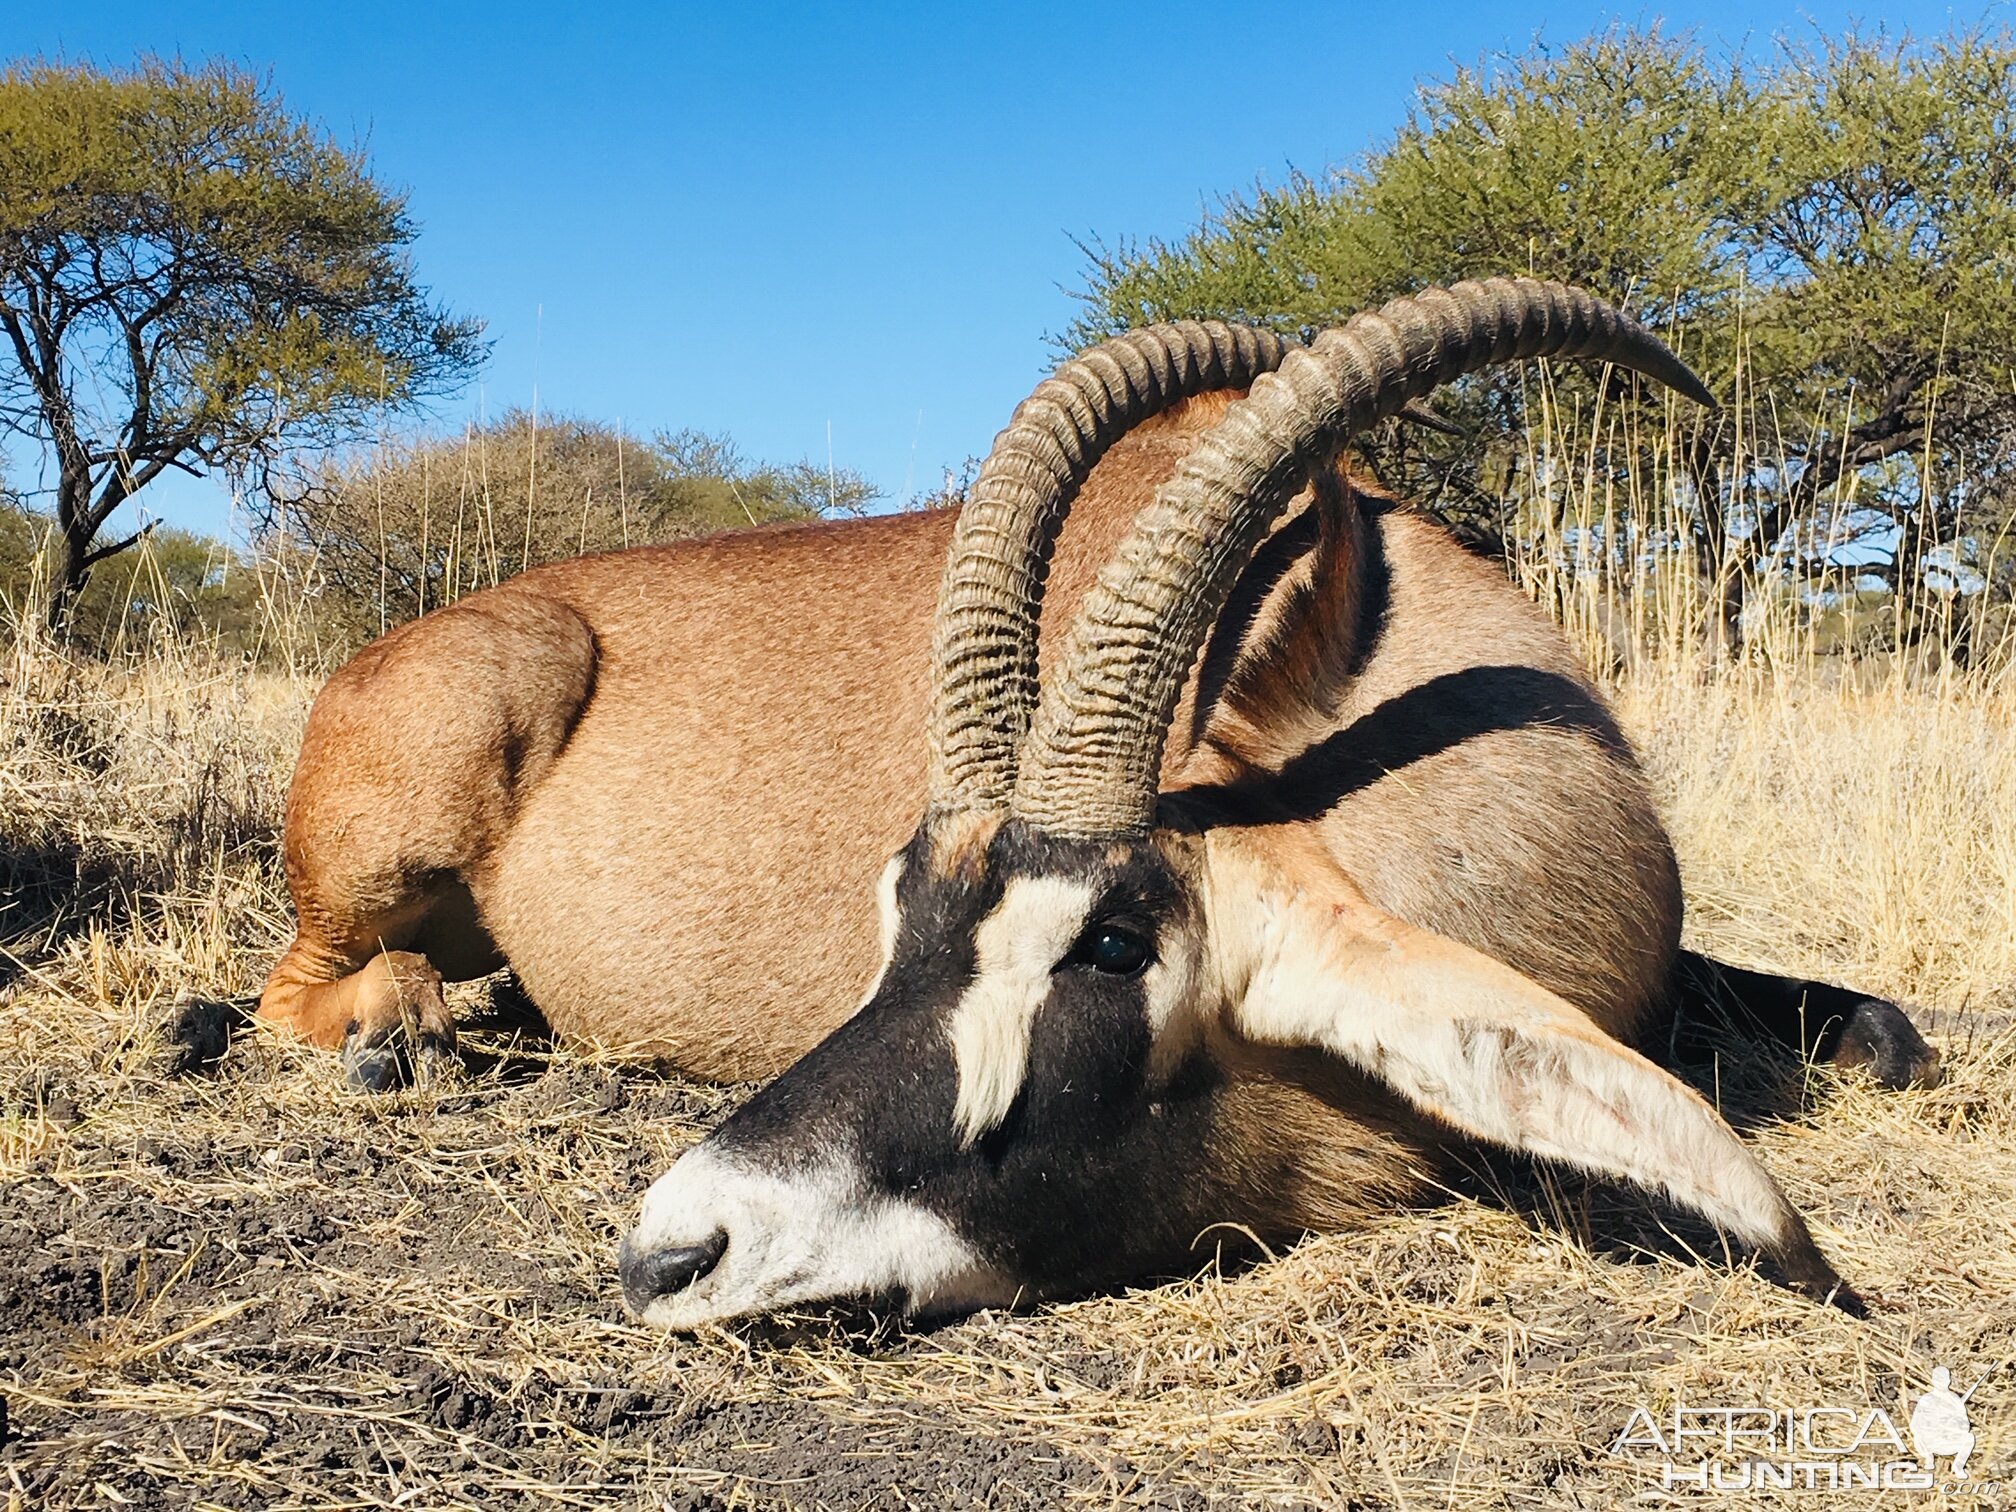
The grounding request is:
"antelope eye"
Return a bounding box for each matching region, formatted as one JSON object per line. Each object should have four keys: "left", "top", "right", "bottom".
{"left": 1081, "top": 924, "right": 1152, "bottom": 976}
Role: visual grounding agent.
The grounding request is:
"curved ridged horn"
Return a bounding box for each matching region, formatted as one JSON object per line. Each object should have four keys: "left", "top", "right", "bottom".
{"left": 1012, "top": 277, "right": 1715, "bottom": 836}
{"left": 926, "top": 321, "right": 1292, "bottom": 813}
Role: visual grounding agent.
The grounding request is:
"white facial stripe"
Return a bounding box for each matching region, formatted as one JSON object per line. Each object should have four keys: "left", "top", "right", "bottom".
{"left": 627, "top": 1143, "right": 1014, "bottom": 1329}
{"left": 851, "top": 855, "right": 906, "bottom": 1015}
{"left": 1140, "top": 913, "right": 1207, "bottom": 1086}
{"left": 946, "top": 875, "right": 1097, "bottom": 1146}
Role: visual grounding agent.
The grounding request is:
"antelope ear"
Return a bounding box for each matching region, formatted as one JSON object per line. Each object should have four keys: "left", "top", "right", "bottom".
{"left": 1202, "top": 834, "right": 1856, "bottom": 1306}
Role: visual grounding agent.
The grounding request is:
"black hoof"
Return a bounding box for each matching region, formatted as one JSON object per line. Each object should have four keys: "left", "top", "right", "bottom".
{"left": 161, "top": 994, "right": 255, "bottom": 1076}
{"left": 1820, "top": 1279, "right": 1868, "bottom": 1318}
{"left": 1775, "top": 1240, "right": 1866, "bottom": 1317}
{"left": 340, "top": 1022, "right": 459, "bottom": 1092}
{"left": 1831, "top": 999, "right": 1942, "bottom": 1090}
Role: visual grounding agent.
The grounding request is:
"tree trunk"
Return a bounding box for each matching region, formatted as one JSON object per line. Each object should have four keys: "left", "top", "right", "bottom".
{"left": 40, "top": 467, "right": 96, "bottom": 636}
{"left": 1693, "top": 520, "right": 1741, "bottom": 661}
{"left": 1891, "top": 512, "right": 1933, "bottom": 657}
{"left": 1713, "top": 569, "right": 1746, "bottom": 661}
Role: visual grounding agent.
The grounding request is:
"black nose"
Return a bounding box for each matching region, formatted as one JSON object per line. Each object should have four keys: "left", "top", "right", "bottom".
{"left": 620, "top": 1227, "right": 728, "bottom": 1313}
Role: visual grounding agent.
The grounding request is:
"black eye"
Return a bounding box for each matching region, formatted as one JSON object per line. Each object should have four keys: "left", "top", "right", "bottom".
{"left": 1081, "top": 925, "right": 1152, "bottom": 976}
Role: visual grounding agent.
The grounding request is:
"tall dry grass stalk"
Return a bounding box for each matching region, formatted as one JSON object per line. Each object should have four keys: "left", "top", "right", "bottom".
{"left": 1484, "top": 361, "right": 2016, "bottom": 1017}
{"left": 1492, "top": 341, "right": 2016, "bottom": 677}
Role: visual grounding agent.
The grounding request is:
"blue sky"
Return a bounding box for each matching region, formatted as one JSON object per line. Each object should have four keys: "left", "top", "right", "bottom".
{"left": 7, "top": 0, "right": 1996, "bottom": 541}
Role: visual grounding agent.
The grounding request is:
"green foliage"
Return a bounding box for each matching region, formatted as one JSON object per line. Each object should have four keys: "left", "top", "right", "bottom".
{"left": 1070, "top": 28, "right": 2016, "bottom": 646}
{"left": 280, "top": 411, "right": 881, "bottom": 645}
{"left": 0, "top": 57, "right": 483, "bottom": 626}
{"left": 1075, "top": 33, "right": 1743, "bottom": 339}
{"left": 0, "top": 500, "right": 271, "bottom": 656}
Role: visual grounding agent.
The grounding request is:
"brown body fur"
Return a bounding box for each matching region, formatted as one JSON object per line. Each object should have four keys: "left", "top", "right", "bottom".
{"left": 263, "top": 391, "right": 1681, "bottom": 1143}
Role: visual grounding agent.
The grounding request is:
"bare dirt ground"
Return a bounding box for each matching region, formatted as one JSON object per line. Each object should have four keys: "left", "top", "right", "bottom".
{"left": 3, "top": 641, "right": 2013, "bottom": 1509}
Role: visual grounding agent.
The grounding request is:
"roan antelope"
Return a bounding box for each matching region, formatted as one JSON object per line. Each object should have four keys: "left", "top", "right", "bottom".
{"left": 250, "top": 279, "right": 1936, "bottom": 1328}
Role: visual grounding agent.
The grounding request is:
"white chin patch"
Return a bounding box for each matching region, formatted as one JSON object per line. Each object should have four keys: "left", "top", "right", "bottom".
{"left": 623, "top": 1143, "right": 1016, "bottom": 1330}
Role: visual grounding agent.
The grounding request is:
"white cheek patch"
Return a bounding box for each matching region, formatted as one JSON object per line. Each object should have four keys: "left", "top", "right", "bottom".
{"left": 946, "top": 875, "right": 1096, "bottom": 1146}
{"left": 627, "top": 1144, "right": 1015, "bottom": 1330}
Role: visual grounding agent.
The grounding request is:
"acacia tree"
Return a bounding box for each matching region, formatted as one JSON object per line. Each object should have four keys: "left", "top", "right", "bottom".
{"left": 1071, "top": 28, "right": 2016, "bottom": 653}
{"left": 286, "top": 413, "right": 880, "bottom": 644}
{"left": 0, "top": 58, "right": 482, "bottom": 630}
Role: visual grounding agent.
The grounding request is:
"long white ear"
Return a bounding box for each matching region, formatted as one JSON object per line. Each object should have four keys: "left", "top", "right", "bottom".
{"left": 1203, "top": 834, "right": 1855, "bottom": 1305}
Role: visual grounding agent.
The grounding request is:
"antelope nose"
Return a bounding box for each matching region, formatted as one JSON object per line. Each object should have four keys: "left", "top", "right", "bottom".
{"left": 619, "top": 1226, "right": 728, "bottom": 1314}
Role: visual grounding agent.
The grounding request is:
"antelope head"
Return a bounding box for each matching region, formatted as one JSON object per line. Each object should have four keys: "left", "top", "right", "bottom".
{"left": 619, "top": 281, "right": 1854, "bottom": 1328}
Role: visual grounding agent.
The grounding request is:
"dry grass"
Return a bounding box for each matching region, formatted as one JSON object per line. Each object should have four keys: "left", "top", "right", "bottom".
{"left": 2, "top": 596, "right": 2014, "bottom": 1508}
